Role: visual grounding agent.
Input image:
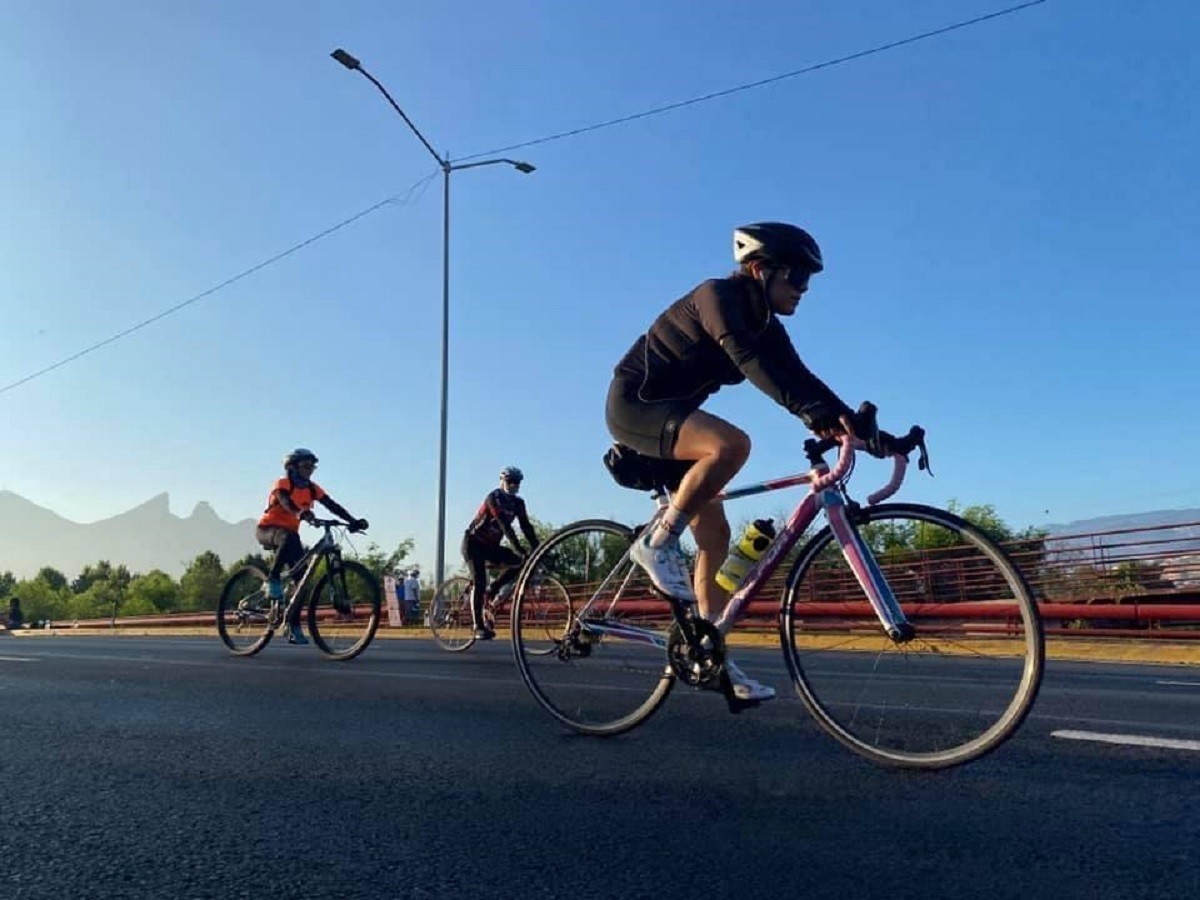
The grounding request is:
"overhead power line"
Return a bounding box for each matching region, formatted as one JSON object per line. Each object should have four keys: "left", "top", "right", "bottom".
{"left": 0, "top": 171, "right": 439, "bottom": 396}
{"left": 2, "top": 0, "right": 1050, "bottom": 394}
{"left": 456, "top": 0, "right": 1049, "bottom": 162}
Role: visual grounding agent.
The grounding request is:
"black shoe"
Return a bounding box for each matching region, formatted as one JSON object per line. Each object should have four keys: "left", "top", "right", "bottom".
{"left": 473, "top": 625, "right": 496, "bottom": 641}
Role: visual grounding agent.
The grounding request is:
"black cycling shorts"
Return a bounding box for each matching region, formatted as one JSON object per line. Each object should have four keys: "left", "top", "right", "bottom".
{"left": 605, "top": 375, "right": 701, "bottom": 459}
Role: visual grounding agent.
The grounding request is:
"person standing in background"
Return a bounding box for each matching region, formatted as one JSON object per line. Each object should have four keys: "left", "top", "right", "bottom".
{"left": 403, "top": 569, "right": 421, "bottom": 622}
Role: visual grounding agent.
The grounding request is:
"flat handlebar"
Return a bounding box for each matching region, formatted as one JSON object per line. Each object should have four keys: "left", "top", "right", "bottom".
{"left": 306, "top": 517, "right": 367, "bottom": 532}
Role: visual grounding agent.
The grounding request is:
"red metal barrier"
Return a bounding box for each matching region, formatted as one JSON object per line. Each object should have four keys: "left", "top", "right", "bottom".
{"left": 39, "top": 518, "right": 1200, "bottom": 640}
{"left": 49, "top": 607, "right": 392, "bottom": 630}
{"left": 43, "top": 601, "right": 1200, "bottom": 640}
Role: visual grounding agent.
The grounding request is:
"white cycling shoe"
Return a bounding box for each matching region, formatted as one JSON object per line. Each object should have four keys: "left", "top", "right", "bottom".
{"left": 724, "top": 659, "right": 776, "bottom": 702}
{"left": 629, "top": 535, "right": 698, "bottom": 604}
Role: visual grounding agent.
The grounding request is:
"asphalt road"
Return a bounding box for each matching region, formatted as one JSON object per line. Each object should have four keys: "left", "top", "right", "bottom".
{"left": 1, "top": 635, "right": 1197, "bottom": 900}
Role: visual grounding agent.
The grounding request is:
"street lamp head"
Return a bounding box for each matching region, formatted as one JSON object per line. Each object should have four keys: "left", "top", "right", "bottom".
{"left": 330, "top": 48, "right": 361, "bottom": 71}
{"left": 512, "top": 161, "right": 536, "bottom": 174}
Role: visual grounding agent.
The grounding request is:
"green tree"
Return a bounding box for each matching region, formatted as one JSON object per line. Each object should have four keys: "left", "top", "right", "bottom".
{"left": 179, "top": 551, "right": 226, "bottom": 612}
{"left": 0, "top": 571, "right": 15, "bottom": 599}
{"left": 69, "top": 581, "right": 125, "bottom": 622}
{"left": 1109, "top": 560, "right": 1168, "bottom": 598}
{"left": 227, "top": 552, "right": 269, "bottom": 575}
{"left": 71, "top": 561, "right": 132, "bottom": 594}
{"left": 524, "top": 525, "right": 630, "bottom": 587}
{"left": 13, "top": 578, "right": 69, "bottom": 623}
{"left": 120, "top": 593, "right": 159, "bottom": 617}
{"left": 358, "top": 539, "right": 415, "bottom": 583}
{"left": 125, "top": 570, "right": 180, "bottom": 614}
{"left": 36, "top": 567, "right": 68, "bottom": 592}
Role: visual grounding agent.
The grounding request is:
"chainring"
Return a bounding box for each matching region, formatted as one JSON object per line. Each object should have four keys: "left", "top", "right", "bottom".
{"left": 666, "top": 618, "right": 725, "bottom": 687}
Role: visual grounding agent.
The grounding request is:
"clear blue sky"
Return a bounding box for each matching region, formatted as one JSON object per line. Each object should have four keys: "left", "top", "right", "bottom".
{"left": 1, "top": 0, "right": 1196, "bottom": 576}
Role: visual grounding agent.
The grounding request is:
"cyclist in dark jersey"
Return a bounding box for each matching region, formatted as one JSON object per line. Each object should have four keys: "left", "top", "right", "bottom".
{"left": 461, "top": 465, "right": 540, "bottom": 640}
{"left": 607, "top": 222, "right": 871, "bottom": 701}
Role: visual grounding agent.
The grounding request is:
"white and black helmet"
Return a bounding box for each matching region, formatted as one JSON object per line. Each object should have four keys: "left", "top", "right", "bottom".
{"left": 733, "top": 222, "right": 824, "bottom": 273}
{"left": 499, "top": 465, "right": 524, "bottom": 483}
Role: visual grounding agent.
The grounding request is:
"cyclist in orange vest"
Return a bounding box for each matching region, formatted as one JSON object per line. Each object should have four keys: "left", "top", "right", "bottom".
{"left": 257, "top": 448, "right": 368, "bottom": 644}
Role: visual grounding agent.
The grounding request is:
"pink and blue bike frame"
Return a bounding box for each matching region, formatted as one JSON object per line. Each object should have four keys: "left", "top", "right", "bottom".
{"left": 578, "top": 438, "right": 912, "bottom": 647}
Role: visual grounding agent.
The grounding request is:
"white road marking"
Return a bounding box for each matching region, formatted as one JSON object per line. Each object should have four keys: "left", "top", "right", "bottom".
{"left": 0, "top": 655, "right": 38, "bottom": 662}
{"left": 1156, "top": 680, "right": 1200, "bottom": 687}
{"left": 1052, "top": 729, "right": 1200, "bottom": 752}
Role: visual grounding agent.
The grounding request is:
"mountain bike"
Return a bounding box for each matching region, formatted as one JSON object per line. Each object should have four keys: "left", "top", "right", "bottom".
{"left": 510, "top": 418, "right": 1044, "bottom": 769}
{"left": 216, "top": 518, "right": 381, "bottom": 660}
{"left": 429, "top": 567, "right": 571, "bottom": 656}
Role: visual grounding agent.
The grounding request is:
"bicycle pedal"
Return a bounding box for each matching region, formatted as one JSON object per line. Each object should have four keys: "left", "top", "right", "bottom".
{"left": 724, "top": 696, "right": 762, "bottom": 715}
{"left": 717, "top": 671, "right": 762, "bottom": 714}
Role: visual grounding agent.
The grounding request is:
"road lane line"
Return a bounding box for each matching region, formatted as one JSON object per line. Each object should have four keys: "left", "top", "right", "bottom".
{"left": 17, "top": 648, "right": 1200, "bottom": 730}
{"left": 0, "top": 655, "right": 38, "bottom": 662}
{"left": 1156, "top": 680, "right": 1200, "bottom": 687}
{"left": 1051, "top": 729, "right": 1200, "bottom": 752}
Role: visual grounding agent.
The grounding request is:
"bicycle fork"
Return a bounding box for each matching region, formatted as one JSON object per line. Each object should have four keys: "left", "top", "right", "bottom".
{"left": 820, "top": 491, "right": 915, "bottom": 642}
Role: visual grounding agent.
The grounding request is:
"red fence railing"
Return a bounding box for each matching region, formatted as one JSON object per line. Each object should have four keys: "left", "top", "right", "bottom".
{"left": 24, "top": 520, "right": 1200, "bottom": 639}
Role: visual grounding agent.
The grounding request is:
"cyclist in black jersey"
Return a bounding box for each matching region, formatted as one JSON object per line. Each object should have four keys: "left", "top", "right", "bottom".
{"left": 606, "top": 222, "right": 867, "bottom": 701}
{"left": 461, "top": 465, "right": 540, "bottom": 640}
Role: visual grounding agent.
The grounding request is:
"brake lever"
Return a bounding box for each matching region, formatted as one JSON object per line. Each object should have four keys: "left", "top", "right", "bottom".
{"left": 910, "top": 426, "right": 933, "bottom": 477}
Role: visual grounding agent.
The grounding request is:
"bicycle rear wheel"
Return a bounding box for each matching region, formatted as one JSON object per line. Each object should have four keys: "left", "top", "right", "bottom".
{"left": 514, "top": 576, "right": 573, "bottom": 657}
{"left": 429, "top": 576, "right": 476, "bottom": 652}
{"left": 307, "top": 560, "right": 381, "bottom": 661}
{"left": 216, "top": 565, "right": 274, "bottom": 656}
{"left": 511, "top": 520, "right": 674, "bottom": 736}
{"left": 781, "top": 502, "right": 1044, "bottom": 769}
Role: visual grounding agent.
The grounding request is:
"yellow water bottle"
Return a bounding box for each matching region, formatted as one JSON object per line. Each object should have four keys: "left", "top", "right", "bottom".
{"left": 715, "top": 519, "right": 777, "bottom": 593}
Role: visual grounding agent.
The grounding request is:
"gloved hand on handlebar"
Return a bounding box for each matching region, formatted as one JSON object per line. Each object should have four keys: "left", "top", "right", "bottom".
{"left": 850, "top": 401, "right": 891, "bottom": 459}
{"left": 799, "top": 399, "right": 855, "bottom": 439}
{"left": 349, "top": 518, "right": 369, "bottom": 533}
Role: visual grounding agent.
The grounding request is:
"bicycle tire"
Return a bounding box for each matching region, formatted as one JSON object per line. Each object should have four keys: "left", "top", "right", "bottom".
{"left": 216, "top": 565, "right": 274, "bottom": 656}
{"left": 429, "top": 576, "right": 476, "bottom": 653}
{"left": 306, "top": 560, "right": 381, "bottom": 661}
{"left": 511, "top": 519, "right": 674, "bottom": 736}
{"left": 518, "top": 575, "right": 574, "bottom": 657}
{"left": 780, "top": 502, "right": 1044, "bottom": 769}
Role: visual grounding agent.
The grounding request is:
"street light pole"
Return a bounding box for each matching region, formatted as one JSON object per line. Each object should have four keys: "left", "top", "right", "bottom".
{"left": 331, "top": 48, "right": 535, "bottom": 586}
{"left": 437, "top": 161, "right": 450, "bottom": 593}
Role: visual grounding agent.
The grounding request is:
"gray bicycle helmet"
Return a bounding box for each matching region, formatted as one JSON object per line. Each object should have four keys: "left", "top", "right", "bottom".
{"left": 284, "top": 448, "right": 319, "bottom": 468}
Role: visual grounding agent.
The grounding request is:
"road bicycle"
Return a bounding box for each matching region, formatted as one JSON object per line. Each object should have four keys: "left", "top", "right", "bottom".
{"left": 216, "top": 518, "right": 381, "bottom": 660}
{"left": 430, "top": 567, "right": 571, "bottom": 656}
{"left": 510, "top": 416, "right": 1044, "bottom": 769}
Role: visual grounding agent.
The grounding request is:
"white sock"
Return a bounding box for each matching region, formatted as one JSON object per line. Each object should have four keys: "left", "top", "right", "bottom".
{"left": 646, "top": 504, "right": 688, "bottom": 549}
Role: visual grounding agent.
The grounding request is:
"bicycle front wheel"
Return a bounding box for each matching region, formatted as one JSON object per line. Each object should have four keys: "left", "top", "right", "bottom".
{"left": 781, "top": 502, "right": 1044, "bottom": 769}
{"left": 216, "top": 565, "right": 274, "bottom": 656}
{"left": 306, "top": 560, "right": 381, "bottom": 661}
{"left": 511, "top": 519, "right": 674, "bottom": 736}
{"left": 429, "top": 576, "right": 476, "bottom": 653}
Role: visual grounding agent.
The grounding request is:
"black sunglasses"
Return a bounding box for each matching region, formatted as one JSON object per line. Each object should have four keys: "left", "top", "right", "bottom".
{"left": 780, "top": 267, "right": 812, "bottom": 291}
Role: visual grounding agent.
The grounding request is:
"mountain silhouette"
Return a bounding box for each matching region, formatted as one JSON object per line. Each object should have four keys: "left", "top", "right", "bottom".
{"left": 0, "top": 491, "right": 257, "bottom": 578}
{"left": 1045, "top": 508, "right": 1200, "bottom": 560}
